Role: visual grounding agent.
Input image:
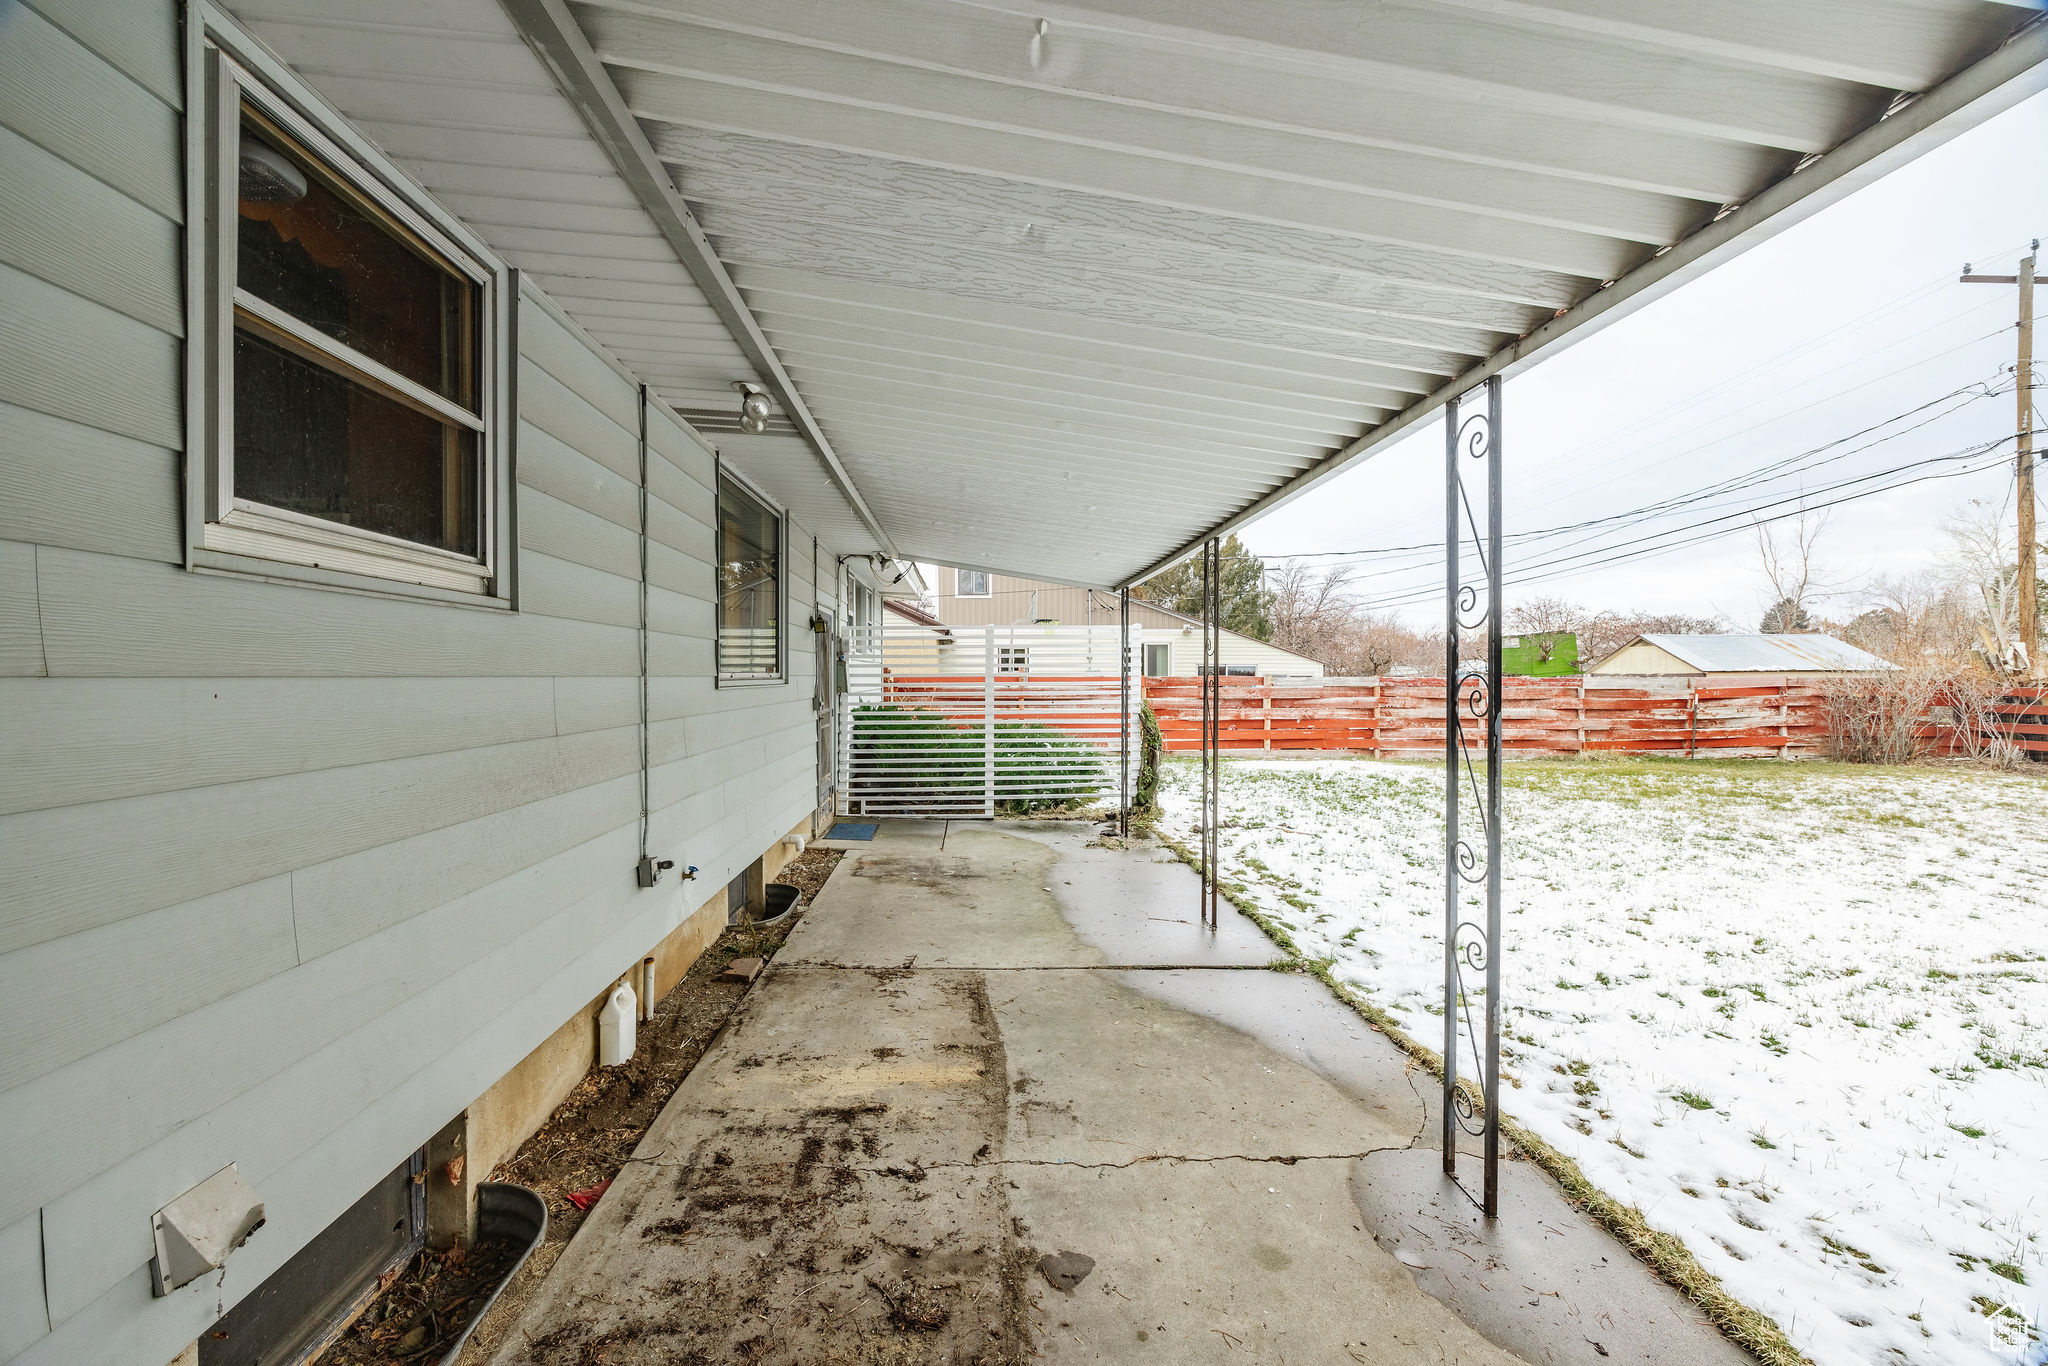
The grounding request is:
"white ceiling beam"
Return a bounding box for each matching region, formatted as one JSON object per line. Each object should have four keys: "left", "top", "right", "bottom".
{"left": 668, "top": 128, "right": 1595, "bottom": 308}
{"left": 780, "top": 351, "right": 1376, "bottom": 443}
{"left": 808, "top": 394, "right": 1329, "bottom": 472}
{"left": 714, "top": 236, "right": 1507, "bottom": 362}
{"left": 497, "top": 0, "right": 901, "bottom": 560}
{"left": 741, "top": 290, "right": 1441, "bottom": 394}
{"left": 827, "top": 439, "right": 1289, "bottom": 499}
{"left": 729, "top": 263, "right": 1477, "bottom": 376}
{"left": 1416, "top": 0, "right": 2014, "bottom": 90}
{"left": 962, "top": 0, "right": 1871, "bottom": 150}
{"left": 624, "top": 77, "right": 1644, "bottom": 279}
{"left": 764, "top": 326, "right": 1402, "bottom": 420}
{"left": 1127, "top": 13, "right": 2048, "bottom": 585}
{"left": 792, "top": 378, "right": 1337, "bottom": 462}
{"left": 694, "top": 202, "right": 1546, "bottom": 336}
{"left": 588, "top": 19, "right": 1708, "bottom": 244}
{"left": 574, "top": 0, "right": 1801, "bottom": 191}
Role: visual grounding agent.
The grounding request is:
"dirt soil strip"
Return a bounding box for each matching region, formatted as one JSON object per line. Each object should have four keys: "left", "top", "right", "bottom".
{"left": 312, "top": 846, "right": 846, "bottom": 1366}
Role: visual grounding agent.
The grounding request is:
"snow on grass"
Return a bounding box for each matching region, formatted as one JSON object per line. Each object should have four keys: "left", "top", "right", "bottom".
{"left": 1158, "top": 755, "right": 2048, "bottom": 1366}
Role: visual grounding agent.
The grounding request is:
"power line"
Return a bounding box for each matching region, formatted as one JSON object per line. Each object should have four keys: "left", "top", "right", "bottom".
{"left": 1347, "top": 432, "right": 2021, "bottom": 612}
{"left": 1229, "top": 370, "right": 2013, "bottom": 568}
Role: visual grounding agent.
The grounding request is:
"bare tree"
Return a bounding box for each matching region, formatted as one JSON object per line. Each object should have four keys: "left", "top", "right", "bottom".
{"left": 1504, "top": 595, "right": 1590, "bottom": 636}
{"left": 1833, "top": 573, "right": 1978, "bottom": 666}
{"left": 1941, "top": 498, "right": 2032, "bottom": 674}
{"left": 1267, "top": 561, "right": 1358, "bottom": 663}
{"left": 1754, "top": 509, "right": 1847, "bottom": 632}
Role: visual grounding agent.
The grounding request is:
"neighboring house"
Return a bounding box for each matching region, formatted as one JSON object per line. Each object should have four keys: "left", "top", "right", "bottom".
{"left": 1589, "top": 633, "right": 1899, "bottom": 684}
{"left": 931, "top": 569, "right": 1325, "bottom": 678}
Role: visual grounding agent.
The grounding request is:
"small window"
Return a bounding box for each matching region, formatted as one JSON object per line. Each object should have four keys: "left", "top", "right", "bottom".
{"left": 717, "top": 472, "right": 782, "bottom": 681}
{"left": 849, "top": 580, "right": 880, "bottom": 656}
{"left": 1143, "top": 643, "right": 1171, "bottom": 676}
{"left": 997, "top": 647, "right": 1030, "bottom": 673}
{"left": 956, "top": 569, "right": 990, "bottom": 597}
{"left": 189, "top": 19, "right": 509, "bottom": 600}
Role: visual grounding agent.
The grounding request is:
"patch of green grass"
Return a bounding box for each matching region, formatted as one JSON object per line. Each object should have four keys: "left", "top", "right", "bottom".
{"left": 1948, "top": 1122, "right": 1987, "bottom": 1139}
{"left": 1674, "top": 1090, "right": 1715, "bottom": 1111}
{"left": 1990, "top": 1262, "right": 2027, "bottom": 1285}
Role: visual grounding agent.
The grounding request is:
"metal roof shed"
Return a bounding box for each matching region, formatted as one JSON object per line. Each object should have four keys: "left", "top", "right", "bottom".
{"left": 1590, "top": 632, "right": 1903, "bottom": 677}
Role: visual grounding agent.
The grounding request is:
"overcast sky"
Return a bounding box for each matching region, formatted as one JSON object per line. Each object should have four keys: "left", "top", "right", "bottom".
{"left": 1240, "top": 89, "right": 2048, "bottom": 632}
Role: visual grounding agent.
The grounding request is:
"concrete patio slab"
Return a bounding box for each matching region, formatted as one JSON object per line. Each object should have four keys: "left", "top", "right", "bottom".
{"left": 487, "top": 819, "right": 1758, "bottom": 1366}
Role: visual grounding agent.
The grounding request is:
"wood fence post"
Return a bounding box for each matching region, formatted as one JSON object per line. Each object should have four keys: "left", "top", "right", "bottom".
{"left": 1688, "top": 682, "right": 1698, "bottom": 759}
{"left": 1263, "top": 683, "right": 1273, "bottom": 751}
{"left": 1779, "top": 681, "right": 1791, "bottom": 759}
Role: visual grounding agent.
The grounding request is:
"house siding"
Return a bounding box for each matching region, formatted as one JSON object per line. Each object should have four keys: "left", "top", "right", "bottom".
{"left": 931, "top": 573, "right": 1322, "bottom": 677}
{"left": 0, "top": 11, "right": 841, "bottom": 1362}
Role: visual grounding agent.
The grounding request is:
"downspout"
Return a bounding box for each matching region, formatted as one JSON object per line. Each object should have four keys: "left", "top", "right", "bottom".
{"left": 632, "top": 385, "right": 676, "bottom": 888}
{"left": 637, "top": 384, "right": 651, "bottom": 868}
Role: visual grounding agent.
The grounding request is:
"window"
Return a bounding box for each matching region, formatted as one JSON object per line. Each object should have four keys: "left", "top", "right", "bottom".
{"left": 717, "top": 472, "right": 782, "bottom": 681}
{"left": 849, "top": 579, "right": 880, "bottom": 656}
{"left": 997, "top": 647, "right": 1030, "bottom": 673}
{"left": 188, "top": 16, "right": 510, "bottom": 600}
{"left": 956, "top": 568, "right": 990, "bottom": 597}
{"left": 1143, "top": 643, "right": 1171, "bottom": 676}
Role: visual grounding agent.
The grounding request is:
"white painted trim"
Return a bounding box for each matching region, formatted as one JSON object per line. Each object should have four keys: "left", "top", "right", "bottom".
{"left": 183, "top": 4, "right": 516, "bottom": 604}
{"left": 713, "top": 459, "right": 788, "bottom": 684}
{"left": 232, "top": 292, "right": 486, "bottom": 433}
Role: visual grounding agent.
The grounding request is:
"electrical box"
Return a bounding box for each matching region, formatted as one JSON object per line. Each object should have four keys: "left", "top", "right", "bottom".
{"left": 152, "top": 1164, "right": 265, "bottom": 1296}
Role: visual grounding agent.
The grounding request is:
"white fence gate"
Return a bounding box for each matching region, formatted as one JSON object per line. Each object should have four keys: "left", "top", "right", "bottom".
{"left": 840, "top": 623, "right": 1135, "bottom": 817}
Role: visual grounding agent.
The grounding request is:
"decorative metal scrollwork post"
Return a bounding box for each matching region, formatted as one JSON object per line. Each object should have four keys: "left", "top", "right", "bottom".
{"left": 1120, "top": 587, "right": 1132, "bottom": 838}
{"left": 1200, "top": 537, "right": 1222, "bottom": 929}
{"left": 1442, "top": 376, "right": 1503, "bottom": 1216}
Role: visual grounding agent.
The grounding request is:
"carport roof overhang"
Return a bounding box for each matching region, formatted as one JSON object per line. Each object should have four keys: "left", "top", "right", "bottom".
{"left": 502, "top": 0, "right": 2048, "bottom": 589}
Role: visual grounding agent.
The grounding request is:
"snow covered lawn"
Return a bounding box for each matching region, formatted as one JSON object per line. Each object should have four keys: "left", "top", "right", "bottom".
{"left": 1157, "top": 755, "right": 2048, "bottom": 1366}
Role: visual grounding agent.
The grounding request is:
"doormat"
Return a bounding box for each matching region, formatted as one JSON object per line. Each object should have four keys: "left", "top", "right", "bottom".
{"left": 825, "top": 822, "right": 879, "bottom": 841}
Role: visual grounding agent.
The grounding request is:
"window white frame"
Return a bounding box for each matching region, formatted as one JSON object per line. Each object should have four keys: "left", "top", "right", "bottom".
{"left": 956, "top": 568, "right": 991, "bottom": 597}
{"left": 1143, "top": 642, "right": 1172, "bottom": 677}
{"left": 183, "top": 6, "right": 515, "bottom": 604}
{"left": 713, "top": 460, "right": 787, "bottom": 686}
{"left": 997, "top": 646, "right": 1030, "bottom": 674}
{"left": 847, "top": 576, "right": 882, "bottom": 658}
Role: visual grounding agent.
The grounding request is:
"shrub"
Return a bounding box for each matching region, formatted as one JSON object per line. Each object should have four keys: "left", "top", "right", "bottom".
{"left": 1134, "top": 700, "right": 1164, "bottom": 814}
{"left": 1821, "top": 663, "right": 2027, "bottom": 767}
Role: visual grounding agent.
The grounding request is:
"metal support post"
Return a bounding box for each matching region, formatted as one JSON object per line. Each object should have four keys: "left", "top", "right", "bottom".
{"left": 1120, "top": 587, "right": 1131, "bottom": 837}
{"left": 1201, "top": 537, "right": 1222, "bottom": 930}
{"left": 1443, "top": 376, "right": 1504, "bottom": 1217}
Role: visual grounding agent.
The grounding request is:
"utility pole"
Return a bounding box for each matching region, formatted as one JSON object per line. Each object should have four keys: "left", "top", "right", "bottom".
{"left": 1962, "top": 241, "right": 2038, "bottom": 675}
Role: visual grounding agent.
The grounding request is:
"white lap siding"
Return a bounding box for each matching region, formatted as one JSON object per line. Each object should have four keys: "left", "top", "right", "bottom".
{"left": 0, "top": 10, "right": 837, "bottom": 1359}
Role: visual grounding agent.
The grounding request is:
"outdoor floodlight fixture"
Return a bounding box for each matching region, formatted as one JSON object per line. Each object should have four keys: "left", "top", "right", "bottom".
{"left": 732, "top": 381, "right": 772, "bottom": 435}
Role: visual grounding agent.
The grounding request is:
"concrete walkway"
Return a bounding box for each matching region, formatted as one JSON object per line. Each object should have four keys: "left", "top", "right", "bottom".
{"left": 487, "top": 820, "right": 1753, "bottom": 1365}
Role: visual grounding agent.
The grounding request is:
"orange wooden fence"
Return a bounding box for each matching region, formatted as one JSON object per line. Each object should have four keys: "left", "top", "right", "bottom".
{"left": 1145, "top": 676, "right": 1835, "bottom": 757}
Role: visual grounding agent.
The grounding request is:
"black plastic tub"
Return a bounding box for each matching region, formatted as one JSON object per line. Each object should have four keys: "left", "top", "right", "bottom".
{"left": 756, "top": 883, "right": 801, "bottom": 925}
{"left": 432, "top": 1183, "right": 547, "bottom": 1366}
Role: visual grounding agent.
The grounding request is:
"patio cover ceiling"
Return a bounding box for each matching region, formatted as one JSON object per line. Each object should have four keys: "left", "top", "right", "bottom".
{"left": 253, "top": 0, "right": 2048, "bottom": 588}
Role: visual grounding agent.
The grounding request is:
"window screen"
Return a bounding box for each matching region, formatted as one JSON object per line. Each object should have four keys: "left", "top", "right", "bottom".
{"left": 718, "top": 474, "right": 781, "bottom": 678}
{"left": 1143, "top": 643, "right": 1171, "bottom": 676}
{"left": 233, "top": 112, "right": 481, "bottom": 556}
{"left": 956, "top": 569, "right": 990, "bottom": 596}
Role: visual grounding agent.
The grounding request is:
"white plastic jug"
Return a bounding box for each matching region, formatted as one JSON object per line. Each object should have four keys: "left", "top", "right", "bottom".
{"left": 598, "top": 981, "right": 637, "bottom": 1066}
